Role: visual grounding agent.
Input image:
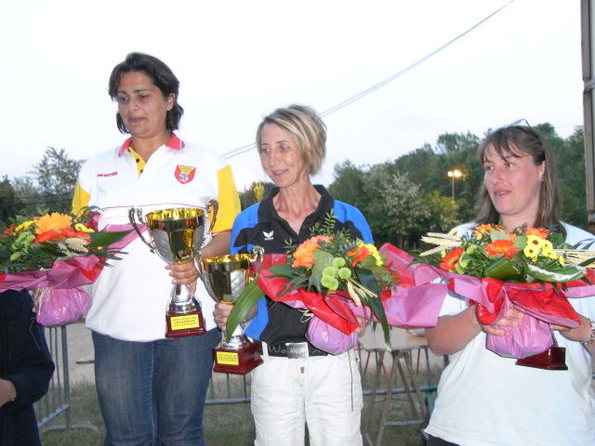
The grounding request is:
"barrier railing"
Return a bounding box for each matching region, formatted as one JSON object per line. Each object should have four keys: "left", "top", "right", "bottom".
{"left": 35, "top": 325, "right": 96, "bottom": 433}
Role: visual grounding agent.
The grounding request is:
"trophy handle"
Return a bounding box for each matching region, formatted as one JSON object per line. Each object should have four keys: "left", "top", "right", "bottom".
{"left": 128, "top": 207, "right": 156, "bottom": 253}
{"left": 206, "top": 199, "right": 219, "bottom": 234}
{"left": 251, "top": 245, "right": 265, "bottom": 276}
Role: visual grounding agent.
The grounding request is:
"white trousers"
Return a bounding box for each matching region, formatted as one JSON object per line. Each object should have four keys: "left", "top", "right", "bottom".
{"left": 251, "top": 348, "right": 363, "bottom": 446}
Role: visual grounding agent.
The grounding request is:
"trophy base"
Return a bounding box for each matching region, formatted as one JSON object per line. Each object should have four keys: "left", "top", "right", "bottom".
{"left": 213, "top": 341, "right": 263, "bottom": 374}
{"left": 515, "top": 346, "right": 568, "bottom": 371}
{"left": 165, "top": 308, "right": 207, "bottom": 338}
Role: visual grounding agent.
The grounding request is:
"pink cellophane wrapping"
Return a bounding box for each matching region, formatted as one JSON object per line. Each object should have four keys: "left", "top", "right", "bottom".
{"left": 264, "top": 243, "right": 450, "bottom": 354}
{"left": 441, "top": 266, "right": 594, "bottom": 359}
{"left": 36, "top": 286, "right": 92, "bottom": 326}
{"left": 0, "top": 223, "right": 140, "bottom": 327}
{"left": 0, "top": 256, "right": 103, "bottom": 326}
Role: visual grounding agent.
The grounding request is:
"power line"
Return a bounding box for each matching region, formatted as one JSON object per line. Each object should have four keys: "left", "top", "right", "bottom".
{"left": 222, "top": 0, "right": 515, "bottom": 160}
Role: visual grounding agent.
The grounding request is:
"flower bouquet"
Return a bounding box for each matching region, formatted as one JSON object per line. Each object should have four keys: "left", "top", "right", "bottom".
{"left": 226, "top": 214, "right": 400, "bottom": 354}
{"left": 420, "top": 224, "right": 595, "bottom": 366}
{"left": 0, "top": 208, "right": 129, "bottom": 325}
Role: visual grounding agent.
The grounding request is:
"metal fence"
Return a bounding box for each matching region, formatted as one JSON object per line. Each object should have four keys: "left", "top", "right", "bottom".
{"left": 35, "top": 325, "right": 97, "bottom": 433}
{"left": 35, "top": 325, "right": 595, "bottom": 438}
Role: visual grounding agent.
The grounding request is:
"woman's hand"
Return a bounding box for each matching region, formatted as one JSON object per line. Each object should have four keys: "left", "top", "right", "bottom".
{"left": 214, "top": 302, "right": 232, "bottom": 331}
{"left": 427, "top": 305, "right": 524, "bottom": 356}
{"left": 551, "top": 314, "right": 594, "bottom": 344}
{"left": 0, "top": 378, "right": 17, "bottom": 407}
{"left": 166, "top": 260, "right": 199, "bottom": 295}
{"left": 480, "top": 306, "right": 524, "bottom": 336}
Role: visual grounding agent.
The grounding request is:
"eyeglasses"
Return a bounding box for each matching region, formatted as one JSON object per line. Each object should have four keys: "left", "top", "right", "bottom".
{"left": 504, "top": 118, "right": 532, "bottom": 129}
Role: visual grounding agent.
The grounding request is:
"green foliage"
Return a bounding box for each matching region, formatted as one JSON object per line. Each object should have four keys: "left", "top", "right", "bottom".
{"left": 328, "top": 160, "right": 370, "bottom": 211}
{"left": 238, "top": 181, "right": 275, "bottom": 210}
{"left": 0, "top": 176, "right": 20, "bottom": 222}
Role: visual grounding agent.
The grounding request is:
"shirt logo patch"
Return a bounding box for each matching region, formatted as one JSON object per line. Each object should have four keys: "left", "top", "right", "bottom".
{"left": 175, "top": 165, "right": 196, "bottom": 184}
{"left": 263, "top": 230, "right": 274, "bottom": 241}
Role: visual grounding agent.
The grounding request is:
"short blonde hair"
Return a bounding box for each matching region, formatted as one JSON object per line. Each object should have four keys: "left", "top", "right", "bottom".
{"left": 256, "top": 104, "right": 326, "bottom": 175}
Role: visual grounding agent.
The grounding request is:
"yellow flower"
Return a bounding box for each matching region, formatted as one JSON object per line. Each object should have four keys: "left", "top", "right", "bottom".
{"left": 34, "top": 213, "right": 72, "bottom": 234}
{"left": 526, "top": 235, "right": 545, "bottom": 250}
{"left": 523, "top": 245, "right": 539, "bottom": 262}
{"left": 558, "top": 256, "right": 565, "bottom": 266}
{"left": 14, "top": 220, "right": 35, "bottom": 233}
{"left": 364, "top": 243, "right": 383, "bottom": 266}
{"left": 74, "top": 223, "right": 95, "bottom": 233}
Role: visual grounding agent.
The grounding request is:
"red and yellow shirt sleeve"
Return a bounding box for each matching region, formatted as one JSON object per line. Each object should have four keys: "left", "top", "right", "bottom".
{"left": 71, "top": 181, "right": 91, "bottom": 215}
{"left": 212, "top": 164, "right": 241, "bottom": 234}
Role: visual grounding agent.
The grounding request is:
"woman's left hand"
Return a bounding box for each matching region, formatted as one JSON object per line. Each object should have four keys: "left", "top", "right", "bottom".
{"left": 166, "top": 260, "right": 199, "bottom": 295}
{"left": 551, "top": 314, "right": 593, "bottom": 344}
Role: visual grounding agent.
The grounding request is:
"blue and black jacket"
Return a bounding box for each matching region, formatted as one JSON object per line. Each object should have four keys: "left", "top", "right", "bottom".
{"left": 230, "top": 185, "right": 373, "bottom": 347}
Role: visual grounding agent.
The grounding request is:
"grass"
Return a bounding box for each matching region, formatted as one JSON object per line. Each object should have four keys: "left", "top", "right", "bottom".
{"left": 39, "top": 357, "right": 440, "bottom": 446}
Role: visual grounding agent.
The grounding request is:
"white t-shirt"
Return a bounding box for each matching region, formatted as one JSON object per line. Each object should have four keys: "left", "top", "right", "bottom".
{"left": 425, "top": 222, "right": 595, "bottom": 446}
{"left": 74, "top": 136, "right": 239, "bottom": 341}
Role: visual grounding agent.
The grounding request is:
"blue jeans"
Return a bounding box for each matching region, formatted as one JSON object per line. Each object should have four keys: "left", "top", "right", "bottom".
{"left": 92, "top": 328, "right": 220, "bottom": 446}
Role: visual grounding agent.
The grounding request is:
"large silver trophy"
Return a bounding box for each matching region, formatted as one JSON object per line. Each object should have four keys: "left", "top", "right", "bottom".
{"left": 129, "top": 203, "right": 218, "bottom": 338}
{"left": 199, "top": 246, "right": 264, "bottom": 374}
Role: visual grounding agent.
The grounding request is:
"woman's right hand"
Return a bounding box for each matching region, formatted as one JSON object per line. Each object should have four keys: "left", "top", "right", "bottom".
{"left": 479, "top": 306, "right": 524, "bottom": 336}
{"left": 214, "top": 302, "right": 233, "bottom": 331}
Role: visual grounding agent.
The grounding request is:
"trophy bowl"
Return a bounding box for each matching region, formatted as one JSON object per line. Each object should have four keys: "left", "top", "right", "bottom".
{"left": 200, "top": 246, "right": 264, "bottom": 374}
{"left": 129, "top": 204, "right": 218, "bottom": 338}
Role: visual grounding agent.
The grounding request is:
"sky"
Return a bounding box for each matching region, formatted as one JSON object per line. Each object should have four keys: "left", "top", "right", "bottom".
{"left": 0, "top": 0, "right": 584, "bottom": 190}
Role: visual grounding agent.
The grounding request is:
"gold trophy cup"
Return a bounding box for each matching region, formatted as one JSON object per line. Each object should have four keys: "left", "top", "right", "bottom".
{"left": 200, "top": 246, "right": 264, "bottom": 374}
{"left": 129, "top": 204, "right": 217, "bottom": 338}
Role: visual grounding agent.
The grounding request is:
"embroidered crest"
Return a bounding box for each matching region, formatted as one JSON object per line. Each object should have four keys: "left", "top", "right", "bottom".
{"left": 175, "top": 165, "right": 196, "bottom": 184}
{"left": 263, "top": 230, "right": 274, "bottom": 241}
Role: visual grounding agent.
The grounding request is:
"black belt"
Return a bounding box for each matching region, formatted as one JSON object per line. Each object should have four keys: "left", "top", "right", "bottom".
{"left": 267, "top": 341, "right": 328, "bottom": 358}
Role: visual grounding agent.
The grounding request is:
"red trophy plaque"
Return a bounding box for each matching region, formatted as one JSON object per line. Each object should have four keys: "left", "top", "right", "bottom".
{"left": 130, "top": 204, "right": 217, "bottom": 338}
{"left": 200, "top": 247, "right": 264, "bottom": 374}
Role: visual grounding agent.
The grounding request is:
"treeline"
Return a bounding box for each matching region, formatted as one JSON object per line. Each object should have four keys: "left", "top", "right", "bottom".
{"left": 1, "top": 147, "right": 82, "bottom": 220}
{"left": 328, "top": 123, "right": 587, "bottom": 248}
{"left": 1, "top": 123, "right": 588, "bottom": 249}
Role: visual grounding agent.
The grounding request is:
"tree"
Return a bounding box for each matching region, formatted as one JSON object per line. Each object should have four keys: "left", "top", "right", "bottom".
{"left": 10, "top": 176, "right": 42, "bottom": 215}
{"left": 362, "top": 165, "right": 427, "bottom": 247}
{"left": 30, "top": 147, "right": 83, "bottom": 213}
{"left": 328, "top": 161, "right": 369, "bottom": 212}
{"left": 0, "top": 176, "right": 20, "bottom": 225}
{"left": 555, "top": 127, "right": 587, "bottom": 228}
{"left": 435, "top": 132, "right": 480, "bottom": 154}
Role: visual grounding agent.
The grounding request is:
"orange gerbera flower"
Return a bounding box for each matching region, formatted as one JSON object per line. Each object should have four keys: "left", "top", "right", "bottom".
{"left": 347, "top": 245, "right": 371, "bottom": 266}
{"left": 35, "top": 213, "right": 72, "bottom": 235}
{"left": 33, "top": 213, "right": 91, "bottom": 243}
{"left": 484, "top": 239, "right": 518, "bottom": 259}
{"left": 525, "top": 227, "right": 550, "bottom": 238}
{"left": 292, "top": 235, "right": 331, "bottom": 268}
{"left": 475, "top": 224, "right": 501, "bottom": 234}
{"left": 439, "top": 247, "right": 464, "bottom": 272}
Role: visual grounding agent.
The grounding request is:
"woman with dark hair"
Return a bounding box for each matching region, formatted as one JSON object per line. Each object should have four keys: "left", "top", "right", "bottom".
{"left": 215, "top": 104, "right": 370, "bottom": 446}
{"left": 424, "top": 125, "right": 595, "bottom": 445}
{"left": 72, "top": 52, "right": 241, "bottom": 445}
{"left": 0, "top": 290, "right": 54, "bottom": 446}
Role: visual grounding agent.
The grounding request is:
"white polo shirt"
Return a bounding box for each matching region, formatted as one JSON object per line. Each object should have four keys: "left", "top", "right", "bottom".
{"left": 425, "top": 222, "right": 595, "bottom": 445}
{"left": 72, "top": 135, "right": 240, "bottom": 341}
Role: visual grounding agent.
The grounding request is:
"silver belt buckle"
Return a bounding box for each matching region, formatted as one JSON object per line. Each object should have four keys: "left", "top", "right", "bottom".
{"left": 286, "top": 342, "right": 309, "bottom": 359}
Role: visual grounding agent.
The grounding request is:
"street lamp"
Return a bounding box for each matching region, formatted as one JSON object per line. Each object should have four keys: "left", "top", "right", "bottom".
{"left": 447, "top": 169, "right": 463, "bottom": 201}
